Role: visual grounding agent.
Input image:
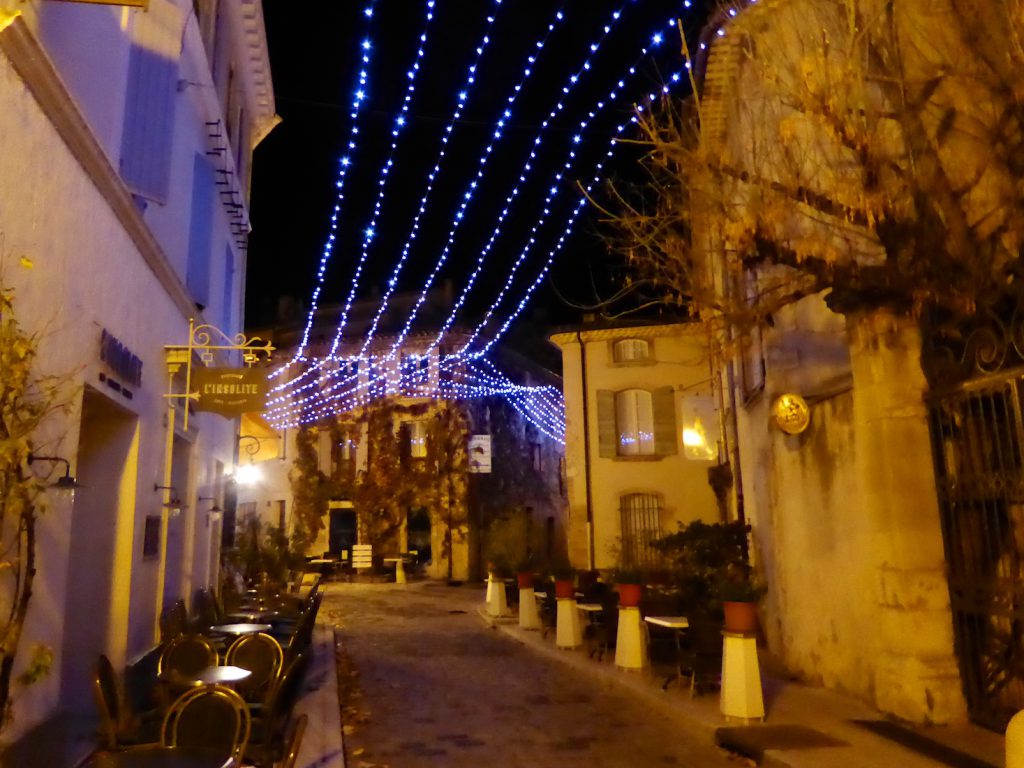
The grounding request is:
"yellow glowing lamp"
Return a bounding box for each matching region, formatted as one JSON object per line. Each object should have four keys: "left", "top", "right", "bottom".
{"left": 235, "top": 463, "right": 261, "bottom": 486}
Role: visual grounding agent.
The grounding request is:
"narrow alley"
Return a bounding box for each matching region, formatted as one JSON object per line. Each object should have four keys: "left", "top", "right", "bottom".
{"left": 323, "top": 582, "right": 741, "bottom": 768}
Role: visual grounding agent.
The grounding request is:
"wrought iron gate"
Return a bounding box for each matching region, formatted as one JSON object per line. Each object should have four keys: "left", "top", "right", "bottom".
{"left": 928, "top": 371, "right": 1024, "bottom": 729}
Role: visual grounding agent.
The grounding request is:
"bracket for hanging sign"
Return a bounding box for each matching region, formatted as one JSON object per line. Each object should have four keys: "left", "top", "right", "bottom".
{"left": 164, "top": 318, "right": 275, "bottom": 430}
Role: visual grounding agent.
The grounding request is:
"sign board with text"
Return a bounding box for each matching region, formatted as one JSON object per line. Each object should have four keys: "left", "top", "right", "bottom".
{"left": 468, "top": 434, "right": 492, "bottom": 474}
{"left": 192, "top": 367, "right": 267, "bottom": 416}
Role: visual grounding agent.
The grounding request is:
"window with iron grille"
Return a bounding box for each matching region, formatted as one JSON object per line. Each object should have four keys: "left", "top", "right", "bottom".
{"left": 619, "top": 492, "right": 662, "bottom": 568}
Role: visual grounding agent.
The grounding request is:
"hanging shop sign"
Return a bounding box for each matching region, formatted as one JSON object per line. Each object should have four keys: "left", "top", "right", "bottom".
{"left": 192, "top": 367, "right": 268, "bottom": 416}
{"left": 468, "top": 434, "right": 492, "bottom": 474}
{"left": 771, "top": 393, "right": 811, "bottom": 435}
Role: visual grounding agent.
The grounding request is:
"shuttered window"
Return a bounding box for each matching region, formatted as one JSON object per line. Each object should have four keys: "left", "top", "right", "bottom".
{"left": 613, "top": 338, "right": 650, "bottom": 363}
{"left": 120, "top": 2, "right": 181, "bottom": 201}
{"left": 597, "top": 386, "right": 678, "bottom": 458}
{"left": 616, "top": 389, "right": 655, "bottom": 455}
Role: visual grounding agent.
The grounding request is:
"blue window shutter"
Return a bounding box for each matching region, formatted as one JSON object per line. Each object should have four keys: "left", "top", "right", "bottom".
{"left": 120, "top": 43, "right": 178, "bottom": 201}
{"left": 186, "top": 154, "right": 214, "bottom": 308}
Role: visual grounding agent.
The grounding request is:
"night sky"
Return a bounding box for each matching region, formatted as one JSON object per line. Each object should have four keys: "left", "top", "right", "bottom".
{"left": 246, "top": 1, "right": 715, "bottom": 335}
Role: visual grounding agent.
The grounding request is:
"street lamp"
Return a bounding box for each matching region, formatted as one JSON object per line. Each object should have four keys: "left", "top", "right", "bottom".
{"left": 234, "top": 434, "right": 264, "bottom": 486}
{"left": 27, "top": 452, "right": 83, "bottom": 496}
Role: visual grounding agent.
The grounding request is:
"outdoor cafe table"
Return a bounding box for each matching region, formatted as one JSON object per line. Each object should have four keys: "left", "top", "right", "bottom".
{"left": 159, "top": 665, "right": 252, "bottom": 688}
{"left": 225, "top": 609, "right": 278, "bottom": 623}
{"left": 208, "top": 623, "right": 272, "bottom": 636}
{"left": 85, "top": 746, "right": 235, "bottom": 768}
{"left": 644, "top": 615, "right": 690, "bottom": 689}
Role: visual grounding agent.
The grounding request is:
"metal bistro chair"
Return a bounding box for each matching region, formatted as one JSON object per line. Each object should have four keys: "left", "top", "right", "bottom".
{"left": 161, "top": 684, "right": 251, "bottom": 763}
{"left": 277, "top": 713, "right": 308, "bottom": 768}
{"left": 677, "top": 615, "right": 724, "bottom": 697}
{"left": 246, "top": 651, "right": 308, "bottom": 767}
{"left": 226, "top": 631, "right": 284, "bottom": 704}
{"left": 92, "top": 655, "right": 160, "bottom": 749}
{"left": 157, "top": 633, "right": 218, "bottom": 705}
{"left": 159, "top": 599, "right": 189, "bottom": 643}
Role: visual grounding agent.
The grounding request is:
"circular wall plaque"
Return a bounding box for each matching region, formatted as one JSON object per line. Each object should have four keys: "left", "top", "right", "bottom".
{"left": 772, "top": 393, "right": 811, "bottom": 435}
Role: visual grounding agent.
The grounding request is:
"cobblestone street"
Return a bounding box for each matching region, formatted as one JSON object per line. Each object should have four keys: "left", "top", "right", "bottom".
{"left": 323, "top": 581, "right": 741, "bottom": 768}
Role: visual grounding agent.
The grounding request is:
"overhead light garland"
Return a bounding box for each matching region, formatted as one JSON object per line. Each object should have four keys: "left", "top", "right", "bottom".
{"left": 263, "top": 6, "right": 705, "bottom": 433}
{"left": 281, "top": 1, "right": 379, "bottom": 372}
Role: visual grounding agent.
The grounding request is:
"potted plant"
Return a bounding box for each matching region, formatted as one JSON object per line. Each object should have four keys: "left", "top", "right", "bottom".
{"left": 717, "top": 565, "right": 765, "bottom": 634}
{"left": 609, "top": 567, "right": 644, "bottom": 608}
{"left": 515, "top": 554, "right": 537, "bottom": 590}
{"left": 550, "top": 561, "right": 576, "bottom": 599}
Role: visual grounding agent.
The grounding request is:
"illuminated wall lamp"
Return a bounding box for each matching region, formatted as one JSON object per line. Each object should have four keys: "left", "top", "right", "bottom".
{"left": 153, "top": 483, "right": 184, "bottom": 515}
{"left": 198, "top": 495, "right": 223, "bottom": 525}
{"left": 27, "top": 452, "right": 83, "bottom": 496}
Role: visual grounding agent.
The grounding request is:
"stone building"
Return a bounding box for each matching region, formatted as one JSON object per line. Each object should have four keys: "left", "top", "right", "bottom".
{"left": 237, "top": 290, "right": 568, "bottom": 582}
{"left": 695, "top": 0, "right": 1024, "bottom": 727}
{"left": 0, "top": 0, "right": 275, "bottom": 738}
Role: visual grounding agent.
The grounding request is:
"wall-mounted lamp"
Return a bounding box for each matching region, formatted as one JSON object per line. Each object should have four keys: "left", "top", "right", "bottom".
{"left": 233, "top": 434, "right": 264, "bottom": 486}
{"left": 198, "top": 495, "right": 223, "bottom": 525}
{"left": 153, "top": 483, "right": 184, "bottom": 511}
{"left": 27, "top": 453, "right": 83, "bottom": 495}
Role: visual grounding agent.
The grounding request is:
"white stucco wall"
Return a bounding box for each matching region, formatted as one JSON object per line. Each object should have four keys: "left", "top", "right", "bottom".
{"left": 0, "top": 1, "right": 268, "bottom": 737}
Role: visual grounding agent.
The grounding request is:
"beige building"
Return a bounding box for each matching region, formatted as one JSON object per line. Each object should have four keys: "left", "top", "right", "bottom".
{"left": 550, "top": 320, "right": 723, "bottom": 571}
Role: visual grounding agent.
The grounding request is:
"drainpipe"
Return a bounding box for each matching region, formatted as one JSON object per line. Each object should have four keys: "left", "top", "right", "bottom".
{"left": 577, "top": 331, "right": 595, "bottom": 570}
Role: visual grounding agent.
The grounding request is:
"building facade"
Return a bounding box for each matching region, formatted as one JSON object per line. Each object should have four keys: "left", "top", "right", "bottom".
{"left": 0, "top": 0, "right": 275, "bottom": 737}
{"left": 550, "top": 320, "right": 723, "bottom": 572}
{"left": 694, "top": 0, "right": 1023, "bottom": 727}
{"left": 237, "top": 292, "right": 568, "bottom": 582}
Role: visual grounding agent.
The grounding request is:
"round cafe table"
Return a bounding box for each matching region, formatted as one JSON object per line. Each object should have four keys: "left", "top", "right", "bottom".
{"left": 159, "top": 665, "right": 252, "bottom": 688}
{"left": 87, "top": 746, "right": 234, "bottom": 768}
{"left": 208, "top": 623, "right": 272, "bottom": 636}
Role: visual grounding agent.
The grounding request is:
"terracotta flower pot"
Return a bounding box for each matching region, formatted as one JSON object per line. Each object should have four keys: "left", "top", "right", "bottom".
{"left": 554, "top": 579, "right": 575, "bottom": 599}
{"left": 615, "top": 582, "right": 642, "bottom": 608}
{"left": 517, "top": 572, "right": 534, "bottom": 589}
{"left": 723, "top": 600, "right": 758, "bottom": 634}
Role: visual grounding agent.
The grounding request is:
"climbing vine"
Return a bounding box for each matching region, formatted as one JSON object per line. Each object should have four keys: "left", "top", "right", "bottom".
{"left": 0, "top": 284, "right": 64, "bottom": 730}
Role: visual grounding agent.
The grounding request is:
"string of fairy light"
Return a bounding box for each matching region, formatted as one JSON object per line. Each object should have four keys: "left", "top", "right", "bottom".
{"left": 264, "top": 2, "right": 705, "bottom": 437}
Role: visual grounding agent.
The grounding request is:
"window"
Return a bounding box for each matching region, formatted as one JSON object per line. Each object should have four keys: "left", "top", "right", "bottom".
{"left": 405, "top": 421, "right": 428, "bottom": 459}
{"left": 613, "top": 338, "right": 651, "bottom": 364}
{"left": 222, "top": 244, "right": 234, "bottom": 329}
{"left": 401, "top": 353, "right": 430, "bottom": 394}
{"left": 120, "top": 33, "right": 179, "bottom": 201}
{"left": 619, "top": 493, "right": 662, "bottom": 568}
{"left": 597, "top": 387, "right": 678, "bottom": 459}
{"left": 528, "top": 444, "right": 544, "bottom": 475}
{"left": 615, "top": 389, "right": 654, "bottom": 455}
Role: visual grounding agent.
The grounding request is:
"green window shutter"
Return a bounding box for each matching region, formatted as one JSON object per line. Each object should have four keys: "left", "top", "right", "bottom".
{"left": 597, "top": 390, "right": 617, "bottom": 457}
{"left": 653, "top": 386, "right": 678, "bottom": 457}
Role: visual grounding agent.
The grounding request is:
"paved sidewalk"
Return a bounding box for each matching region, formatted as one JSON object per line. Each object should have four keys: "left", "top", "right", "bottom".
{"left": 480, "top": 599, "right": 1006, "bottom": 768}
{"left": 293, "top": 623, "right": 345, "bottom": 768}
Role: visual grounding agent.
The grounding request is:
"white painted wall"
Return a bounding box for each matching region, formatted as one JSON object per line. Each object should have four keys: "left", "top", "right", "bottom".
{"left": 0, "top": 0, "right": 273, "bottom": 738}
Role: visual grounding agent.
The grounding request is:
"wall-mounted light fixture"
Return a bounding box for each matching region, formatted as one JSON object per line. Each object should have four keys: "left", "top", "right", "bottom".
{"left": 27, "top": 453, "right": 83, "bottom": 495}
{"left": 198, "top": 495, "right": 223, "bottom": 525}
{"left": 153, "top": 483, "right": 184, "bottom": 511}
{"left": 233, "top": 435, "right": 264, "bottom": 486}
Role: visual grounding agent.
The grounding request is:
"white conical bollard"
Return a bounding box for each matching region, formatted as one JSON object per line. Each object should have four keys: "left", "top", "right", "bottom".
{"left": 1008, "top": 710, "right": 1024, "bottom": 768}
{"left": 519, "top": 586, "right": 541, "bottom": 630}
{"left": 486, "top": 574, "right": 509, "bottom": 617}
